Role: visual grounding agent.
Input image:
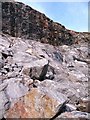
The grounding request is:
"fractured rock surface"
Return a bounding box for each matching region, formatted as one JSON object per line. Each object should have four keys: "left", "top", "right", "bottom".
{"left": 5, "top": 88, "right": 60, "bottom": 118}
{"left": 2, "top": 2, "right": 90, "bottom": 46}
{"left": 0, "top": 33, "right": 89, "bottom": 119}
{"left": 0, "top": 83, "right": 10, "bottom": 119}
{"left": 0, "top": 1, "right": 89, "bottom": 119}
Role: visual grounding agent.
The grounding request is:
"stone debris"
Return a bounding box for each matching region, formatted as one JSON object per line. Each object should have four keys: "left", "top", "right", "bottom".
{"left": 0, "top": 33, "right": 89, "bottom": 119}
{"left": 0, "top": 1, "right": 89, "bottom": 119}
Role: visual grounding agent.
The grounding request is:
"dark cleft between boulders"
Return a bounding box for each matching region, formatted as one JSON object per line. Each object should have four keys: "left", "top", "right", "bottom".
{"left": 29, "top": 60, "right": 50, "bottom": 81}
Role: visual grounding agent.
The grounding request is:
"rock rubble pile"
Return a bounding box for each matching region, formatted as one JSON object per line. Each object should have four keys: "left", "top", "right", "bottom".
{"left": 0, "top": 1, "right": 89, "bottom": 119}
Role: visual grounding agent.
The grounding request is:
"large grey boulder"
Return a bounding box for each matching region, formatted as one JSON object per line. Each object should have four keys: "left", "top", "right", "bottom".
{"left": 22, "top": 58, "right": 49, "bottom": 81}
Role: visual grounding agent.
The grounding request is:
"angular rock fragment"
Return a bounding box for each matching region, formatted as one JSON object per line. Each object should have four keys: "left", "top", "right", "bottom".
{"left": 5, "top": 88, "right": 61, "bottom": 118}
{"left": 22, "top": 58, "right": 49, "bottom": 81}
{"left": 76, "top": 98, "right": 90, "bottom": 113}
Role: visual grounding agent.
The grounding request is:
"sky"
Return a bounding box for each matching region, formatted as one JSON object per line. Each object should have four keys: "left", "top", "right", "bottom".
{"left": 16, "top": 0, "right": 88, "bottom": 32}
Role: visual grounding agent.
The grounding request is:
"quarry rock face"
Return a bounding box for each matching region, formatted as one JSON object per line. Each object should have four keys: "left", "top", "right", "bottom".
{"left": 0, "top": 1, "right": 89, "bottom": 119}
{"left": 2, "top": 2, "right": 74, "bottom": 45}
{"left": 2, "top": 2, "right": 90, "bottom": 46}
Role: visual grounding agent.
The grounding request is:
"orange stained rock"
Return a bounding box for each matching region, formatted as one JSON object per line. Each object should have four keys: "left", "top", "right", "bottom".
{"left": 6, "top": 88, "right": 60, "bottom": 118}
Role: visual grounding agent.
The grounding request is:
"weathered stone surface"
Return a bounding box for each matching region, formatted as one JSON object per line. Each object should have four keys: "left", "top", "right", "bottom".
{"left": 39, "top": 80, "right": 67, "bottom": 103}
{"left": 66, "top": 103, "right": 77, "bottom": 111}
{"left": 76, "top": 98, "right": 90, "bottom": 113}
{"left": 2, "top": 2, "right": 75, "bottom": 46}
{"left": 0, "top": 83, "right": 10, "bottom": 119}
{"left": 22, "top": 58, "right": 49, "bottom": 80}
{"left": 0, "top": 1, "right": 89, "bottom": 119}
{"left": 0, "top": 33, "right": 89, "bottom": 119}
{"left": 6, "top": 81, "right": 29, "bottom": 99}
{"left": 5, "top": 88, "right": 61, "bottom": 118}
{"left": 59, "top": 111, "right": 90, "bottom": 119}
{"left": 0, "top": 58, "right": 4, "bottom": 69}
{"left": 0, "top": 83, "right": 7, "bottom": 92}
{"left": 50, "top": 100, "right": 69, "bottom": 120}
{"left": 2, "top": 2, "right": 90, "bottom": 46}
{"left": 53, "top": 51, "right": 63, "bottom": 63}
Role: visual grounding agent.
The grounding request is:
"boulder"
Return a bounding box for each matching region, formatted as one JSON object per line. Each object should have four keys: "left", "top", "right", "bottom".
{"left": 22, "top": 58, "right": 49, "bottom": 81}
{"left": 5, "top": 88, "right": 61, "bottom": 118}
